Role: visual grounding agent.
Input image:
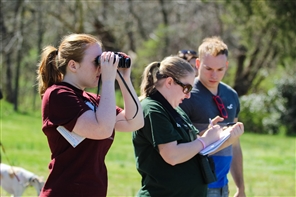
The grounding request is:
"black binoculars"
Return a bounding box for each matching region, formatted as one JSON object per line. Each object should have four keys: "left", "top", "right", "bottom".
{"left": 95, "top": 52, "right": 131, "bottom": 68}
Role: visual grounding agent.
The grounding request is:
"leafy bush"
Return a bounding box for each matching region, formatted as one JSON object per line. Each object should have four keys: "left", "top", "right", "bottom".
{"left": 239, "top": 93, "right": 282, "bottom": 134}
{"left": 239, "top": 77, "right": 296, "bottom": 135}
{"left": 275, "top": 78, "right": 296, "bottom": 136}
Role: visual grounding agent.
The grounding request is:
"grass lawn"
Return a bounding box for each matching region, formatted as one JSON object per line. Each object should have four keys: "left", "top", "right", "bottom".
{"left": 1, "top": 101, "right": 295, "bottom": 196}
{"left": 107, "top": 132, "right": 296, "bottom": 197}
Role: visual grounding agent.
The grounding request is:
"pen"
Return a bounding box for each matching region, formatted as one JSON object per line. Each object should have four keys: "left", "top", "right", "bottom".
{"left": 209, "top": 118, "right": 213, "bottom": 128}
{"left": 226, "top": 122, "right": 236, "bottom": 127}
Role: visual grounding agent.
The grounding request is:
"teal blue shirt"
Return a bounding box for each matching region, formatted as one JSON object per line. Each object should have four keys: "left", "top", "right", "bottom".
{"left": 180, "top": 79, "right": 240, "bottom": 188}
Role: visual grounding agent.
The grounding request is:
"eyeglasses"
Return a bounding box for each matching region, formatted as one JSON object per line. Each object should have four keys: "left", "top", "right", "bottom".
{"left": 212, "top": 95, "right": 228, "bottom": 119}
{"left": 172, "top": 77, "right": 193, "bottom": 94}
{"left": 157, "top": 73, "right": 192, "bottom": 94}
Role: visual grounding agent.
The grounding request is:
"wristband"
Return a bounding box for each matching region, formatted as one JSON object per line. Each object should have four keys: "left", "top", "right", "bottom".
{"left": 198, "top": 138, "right": 206, "bottom": 149}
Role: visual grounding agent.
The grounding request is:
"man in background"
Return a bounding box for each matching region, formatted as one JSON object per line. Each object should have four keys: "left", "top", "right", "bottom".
{"left": 178, "top": 49, "right": 198, "bottom": 76}
{"left": 180, "top": 37, "right": 246, "bottom": 197}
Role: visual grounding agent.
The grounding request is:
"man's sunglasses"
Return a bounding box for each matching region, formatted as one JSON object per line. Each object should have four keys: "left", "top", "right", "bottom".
{"left": 213, "top": 95, "right": 228, "bottom": 119}
{"left": 158, "top": 74, "right": 192, "bottom": 94}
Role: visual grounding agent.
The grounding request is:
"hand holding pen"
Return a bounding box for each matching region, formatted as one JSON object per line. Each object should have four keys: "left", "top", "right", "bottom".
{"left": 209, "top": 118, "right": 213, "bottom": 128}
{"left": 208, "top": 116, "right": 224, "bottom": 129}
{"left": 208, "top": 116, "right": 238, "bottom": 127}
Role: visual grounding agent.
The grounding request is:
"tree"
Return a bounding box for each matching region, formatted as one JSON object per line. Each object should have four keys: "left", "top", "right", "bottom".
{"left": 222, "top": 0, "right": 296, "bottom": 96}
{"left": 276, "top": 77, "right": 296, "bottom": 136}
{"left": 1, "top": 0, "right": 295, "bottom": 113}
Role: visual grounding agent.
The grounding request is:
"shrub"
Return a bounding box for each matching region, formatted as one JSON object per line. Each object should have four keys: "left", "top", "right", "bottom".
{"left": 239, "top": 77, "right": 296, "bottom": 136}
{"left": 275, "top": 78, "right": 296, "bottom": 136}
{"left": 239, "top": 93, "right": 282, "bottom": 134}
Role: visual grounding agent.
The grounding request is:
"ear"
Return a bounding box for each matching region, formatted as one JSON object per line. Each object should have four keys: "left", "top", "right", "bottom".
{"left": 164, "top": 77, "right": 174, "bottom": 89}
{"left": 226, "top": 61, "right": 229, "bottom": 69}
{"left": 196, "top": 58, "right": 201, "bottom": 69}
{"left": 68, "top": 60, "right": 78, "bottom": 72}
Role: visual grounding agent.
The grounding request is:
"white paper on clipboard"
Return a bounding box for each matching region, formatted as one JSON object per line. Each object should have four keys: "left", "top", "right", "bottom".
{"left": 200, "top": 130, "right": 231, "bottom": 155}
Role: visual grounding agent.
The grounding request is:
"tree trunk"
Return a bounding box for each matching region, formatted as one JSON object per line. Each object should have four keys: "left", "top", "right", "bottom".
{"left": 5, "top": 52, "right": 14, "bottom": 103}
{"left": 13, "top": 0, "right": 25, "bottom": 111}
{"left": 128, "top": 0, "right": 147, "bottom": 41}
{"left": 158, "top": 0, "right": 169, "bottom": 57}
{"left": 33, "top": 2, "right": 44, "bottom": 110}
{"left": 0, "top": 1, "right": 13, "bottom": 102}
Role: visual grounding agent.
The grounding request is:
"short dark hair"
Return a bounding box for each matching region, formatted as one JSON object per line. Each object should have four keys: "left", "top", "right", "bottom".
{"left": 178, "top": 50, "right": 197, "bottom": 61}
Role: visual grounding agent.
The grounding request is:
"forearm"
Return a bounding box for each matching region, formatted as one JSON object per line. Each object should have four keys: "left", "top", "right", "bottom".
{"left": 73, "top": 81, "right": 116, "bottom": 139}
{"left": 96, "top": 80, "right": 117, "bottom": 128}
{"left": 210, "top": 122, "right": 244, "bottom": 155}
{"left": 115, "top": 76, "right": 144, "bottom": 131}
{"left": 158, "top": 138, "right": 204, "bottom": 166}
{"left": 117, "top": 77, "right": 142, "bottom": 120}
{"left": 230, "top": 140, "right": 245, "bottom": 193}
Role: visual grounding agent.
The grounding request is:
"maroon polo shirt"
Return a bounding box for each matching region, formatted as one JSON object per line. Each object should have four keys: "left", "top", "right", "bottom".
{"left": 40, "top": 82, "right": 122, "bottom": 197}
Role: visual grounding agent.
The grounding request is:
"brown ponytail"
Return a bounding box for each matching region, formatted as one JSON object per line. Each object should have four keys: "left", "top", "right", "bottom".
{"left": 37, "top": 46, "right": 63, "bottom": 96}
{"left": 139, "top": 56, "right": 194, "bottom": 100}
{"left": 139, "top": 62, "right": 160, "bottom": 100}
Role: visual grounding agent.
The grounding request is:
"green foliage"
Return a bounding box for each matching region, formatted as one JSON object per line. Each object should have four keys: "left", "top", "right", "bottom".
{"left": 239, "top": 90, "right": 285, "bottom": 135}
{"left": 220, "top": 0, "right": 296, "bottom": 95}
{"left": 132, "top": 24, "right": 170, "bottom": 89}
{"left": 115, "top": 89, "right": 124, "bottom": 108}
{"left": 238, "top": 0, "right": 296, "bottom": 60}
{"left": 2, "top": 1, "right": 296, "bottom": 112}
{"left": 240, "top": 75, "right": 296, "bottom": 136}
{"left": 239, "top": 93, "right": 273, "bottom": 134}
{"left": 275, "top": 77, "right": 296, "bottom": 136}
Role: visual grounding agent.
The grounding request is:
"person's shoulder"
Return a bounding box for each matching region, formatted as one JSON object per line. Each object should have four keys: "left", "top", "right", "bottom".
{"left": 193, "top": 77, "right": 201, "bottom": 87}
{"left": 47, "top": 82, "right": 72, "bottom": 92}
{"left": 220, "top": 81, "right": 238, "bottom": 95}
{"left": 181, "top": 79, "right": 202, "bottom": 106}
{"left": 192, "top": 78, "right": 203, "bottom": 92}
{"left": 141, "top": 97, "right": 166, "bottom": 113}
{"left": 142, "top": 97, "right": 161, "bottom": 108}
{"left": 220, "top": 81, "right": 233, "bottom": 89}
{"left": 44, "top": 83, "right": 78, "bottom": 99}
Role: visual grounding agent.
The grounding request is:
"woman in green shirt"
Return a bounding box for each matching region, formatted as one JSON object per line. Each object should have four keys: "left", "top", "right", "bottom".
{"left": 132, "top": 56, "right": 244, "bottom": 197}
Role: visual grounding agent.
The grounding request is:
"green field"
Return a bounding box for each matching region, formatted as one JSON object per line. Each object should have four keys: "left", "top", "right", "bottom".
{"left": 0, "top": 101, "right": 295, "bottom": 197}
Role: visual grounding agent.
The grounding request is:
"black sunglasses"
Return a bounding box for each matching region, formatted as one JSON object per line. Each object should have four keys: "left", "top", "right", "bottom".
{"left": 213, "top": 95, "right": 228, "bottom": 119}
{"left": 172, "top": 77, "right": 193, "bottom": 94}
{"left": 158, "top": 74, "right": 192, "bottom": 94}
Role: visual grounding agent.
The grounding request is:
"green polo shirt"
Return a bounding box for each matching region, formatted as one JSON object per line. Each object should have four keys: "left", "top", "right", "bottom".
{"left": 132, "top": 97, "right": 207, "bottom": 197}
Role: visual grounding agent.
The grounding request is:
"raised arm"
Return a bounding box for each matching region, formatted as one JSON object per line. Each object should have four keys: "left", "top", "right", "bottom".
{"left": 115, "top": 54, "right": 144, "bottom": 132}
{"left": 73, "top": 52, "right": 118, "bottom": 139}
